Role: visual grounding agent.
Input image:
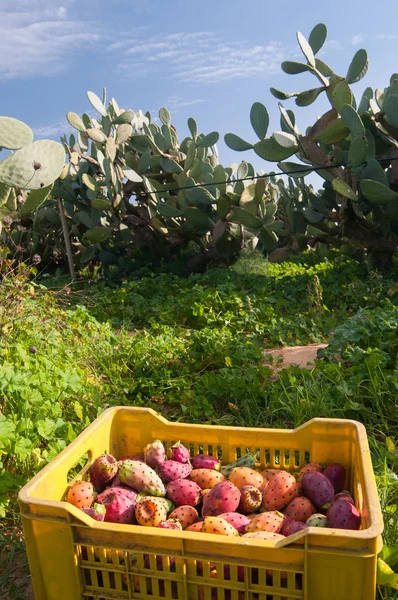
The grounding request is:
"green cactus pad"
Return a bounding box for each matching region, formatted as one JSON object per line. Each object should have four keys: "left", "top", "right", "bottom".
{"left": 159, "top": 108, "right": 171, "bottom": 126}
{"left": 112, "top": 110, "right": 135, "bottom": 125}
{"left": 188, "top": 117, "right": 198, "bottom": 140}
{"left": 360, "top": 180, "right": 398, "bottom": 204}
{"left": 340, "top": 104, "right": 365, "bottom": 137}
{"left": 19, "top": 185, "right": 53, "bottom": 217}
{"left": 87, "top": 91, "right": 108, "bottom": 117}
{"left": 308, "top": 23, "right": 328, "bottom": 55}
{"left": 295, "top": 87, "right": 324, "bottom": 107}
{"left": 281, "top": 61, "right": 312, "bottom": 75}
{"left": 297, "top": 31, "right": 316, "bottom": 68}
{"left": 0, "top": 140, "right": 65, "bottom": 190}
{"left": 197, "top": 131, "right": 219, "bottom": 148}
{"left": 250, "top": 102, "right": 269, "bottom": 140}
{"left": 0, "top": 117, "right": 34, "bottom": 150}
{"left": 0, "top": 182, "right": 12, "bottom": 206}
{"left": 254, "top": 138, "right": 297, "bottom": 161}
{"left": 332, "top": 178, "right": 357, "bottom": 201}
{"left": 270, "top": 88, "right": 296, "bottom": 100}
{"left": 231, "top": 207, "right": 263, "bottom": 230}
{"left": 224, "top": 133, "right": 253, "bottom": 151}
{"left": 66, "top": 112, "right": 86, "bottom": 132}
{"left": 86, "top": 129, "right": 107, "bottom": 143}
{"left": 346, "top": 49, "right": 369, "bottom": 85}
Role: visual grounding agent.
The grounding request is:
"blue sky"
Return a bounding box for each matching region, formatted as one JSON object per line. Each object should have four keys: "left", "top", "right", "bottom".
{"left": 2, "top": 0, "right": 398, "bottom": 183}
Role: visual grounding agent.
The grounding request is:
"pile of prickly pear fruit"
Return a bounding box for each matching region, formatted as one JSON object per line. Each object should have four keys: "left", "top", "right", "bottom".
{"left": 65, "top": 440, "right": 361, "bottom": 537}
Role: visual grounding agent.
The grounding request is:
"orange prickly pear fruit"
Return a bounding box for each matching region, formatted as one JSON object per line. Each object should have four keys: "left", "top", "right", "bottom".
{"left": 185, "top": 520, "right": 204, "bottom": 532}
{"left": 201, "top": 516, "right": 239, "bottom": 536}
{"left": 229, "top": 467, "right": 263, "bottom": 490}
{"left": 168, "top": 505, "right": 199, "bottom": 529}
{"left": 190, "top": 469, "right": 225, "bottom": 489}
{"left": 261, "top": 470, "right": 297, "bottom": 511}
{"left": 261, "top": 468, "right": 281, "bottom": 481}
{"left": 244, "top": 511, "right": 284, "bottom": 533}
{"left": 66, "top": 481, "right": 94, "bottom": 509}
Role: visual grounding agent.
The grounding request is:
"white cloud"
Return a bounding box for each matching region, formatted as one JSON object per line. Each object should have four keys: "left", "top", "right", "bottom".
{"left": 111, "top": 31, "right": 287, "bottom": 84}
{"left": 351, "top": 34, "right": 364, "bottom": 46}
{"left": 32, "top": 120, "right": 68, "bottom": 139}
{"left": 322, "top": 39, "right": 343, "bottom": 51}
{"left": 0, "top": 1, "right": 101, "bottom": 79}
{"left": 376, "top": 33, "right": 397, "bottom": 40}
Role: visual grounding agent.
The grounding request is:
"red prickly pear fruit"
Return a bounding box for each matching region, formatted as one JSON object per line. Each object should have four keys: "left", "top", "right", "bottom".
{"left": 306, "top": 513, "right": 327, "bottom": 527}
{"left": 301, "top": 471, "right": 334, "bottom": 508}
{"left": 169, "top": 505, "right": 199, "bottom": 529}
{"left": 102, "top": 491, "right": 135, "bottom": 524}
{"left": 326, "top": 499, "right": 361, "bottom": 530}
{"left": 156, "top": 460, "right": 192, "bottom": 483}
{"left": 190, "top": 469, "right": 225, "bottom": 489}
{"left": 261, "top": 469, "right": 281, "bottom": 481}
{"left": 280, "top": 519, "right": 308, "bottom": 536}
{"left": 323, "top": 463, "right": 346, "bottom": 493}
{"left": 202, "top": 481, "right": 240, "bottom": 517}
{"left": 97, "top": 486, "right": 137, "bottom": 507}
{"left": 242, "top": 531, "right": 285, "bottom": 541}
{"left": 201, "top": 516, "right": 239, "bottom": 536}
{"left": 90, "top": 454, "right": 118, "bottom": 493}
{"left": 284, "top": 496, "right": 315, "bottom": 522}
{"left": 239, "top": 485, "right": 262, "bottom": 514}
{"left": 245, "top": 511, "right": 284, "bottom": 534}
{"left": 166, "top": 479, "right": 201, "bottom": 507}
{"left": 135, "top": 496, "right": 168, "bottom": 527}
{"left": 261, "top": 470, "right": 297, "bottom": 511}
{"left": 191, "top": 454, "right": 221, "bottom": 471}
{"left": 169, "top": 441, "right": 190, "bottom": 464}
{"left": 66, "top": 481, "right": 94, "bottom": 509}
{"left": 185, "top": 520, "right": 204, "bottom": 532}
{"left": 82, "top": 502, "right": 106, "bottom": 521}
{"left": 297, "top": 462, "right": 324, "bottom": 483}
{"left": 229, "top": 467, "right": 263, "bottom": 490}
{"left": 201, "top": 488, "right": 212, "bottom": 503}
{"left": 158, "top": 519, "right": 183, "bottom": 530}
{"left": 143, "top": 440, "right": 166, "bottom": 469}
{"left": 110, "top": 475, "right": 123, "bottom": 487}
{"left": 218, "top": 512, "right": 251, "bottom": 534}
{"left": 258, "top": 477, "right": 269, "bottom": 494}
{"left": 333, "top": 491, "right": 354, "bottom": 505}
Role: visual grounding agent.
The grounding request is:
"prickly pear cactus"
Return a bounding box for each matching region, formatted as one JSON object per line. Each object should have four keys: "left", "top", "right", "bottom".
{"left": 225, "top": 23, "right": 398, "bottom": 267}
{"left": 55, "top": 90, "right": 280, "bottom": 274}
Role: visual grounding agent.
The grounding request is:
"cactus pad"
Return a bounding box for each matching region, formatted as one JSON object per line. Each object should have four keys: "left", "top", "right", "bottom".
{"left": 0, "top": 140, "right": 65, "bottom": 190}
{"left": 0, "top": 117, "right": 34, "bottom": 150}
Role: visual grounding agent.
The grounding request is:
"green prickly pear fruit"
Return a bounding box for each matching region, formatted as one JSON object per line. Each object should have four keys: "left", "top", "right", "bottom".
{"left": 118, "top": 460, "right": 166, "bottom": 496}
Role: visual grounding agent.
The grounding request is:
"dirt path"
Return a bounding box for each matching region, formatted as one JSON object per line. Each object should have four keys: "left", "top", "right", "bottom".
{"left": 264, "top": 343, "right": 327, "bottom": 374}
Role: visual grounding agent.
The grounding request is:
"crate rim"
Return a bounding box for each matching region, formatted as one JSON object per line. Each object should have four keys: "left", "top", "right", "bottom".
{"left": 19, "top": 407, "right": 384, "bottom": 543}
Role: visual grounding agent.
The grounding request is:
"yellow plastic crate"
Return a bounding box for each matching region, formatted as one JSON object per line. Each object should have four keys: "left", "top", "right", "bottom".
{"left": 19, "top": 407, "right": 383, "bottom": 600}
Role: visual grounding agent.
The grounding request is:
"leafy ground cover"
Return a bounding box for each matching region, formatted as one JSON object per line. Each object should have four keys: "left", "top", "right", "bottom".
{"left": 0, "top": 251, "right": 397, "bottom": 598}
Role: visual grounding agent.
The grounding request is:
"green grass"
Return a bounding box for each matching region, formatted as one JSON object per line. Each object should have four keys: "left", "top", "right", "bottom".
{"left": 0, "top": 250, "right": 397, "bottom": 598}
